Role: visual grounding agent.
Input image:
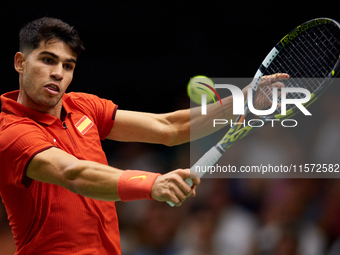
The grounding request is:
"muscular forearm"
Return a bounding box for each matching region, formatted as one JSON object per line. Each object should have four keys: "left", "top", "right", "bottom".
{"left": 27, "top": 147, "right": 197, "bottom": 205}
{"left": 27, "top": 148, "right": 124, "bottom": 201}
{"left": 63, "top": 160, "right": 124, "bottom": 201}
{"left": 65, "top": 162, "right": 199, "bottom": 205}
{"left": 166, "top": 85, "right": 249, "bottom": 145}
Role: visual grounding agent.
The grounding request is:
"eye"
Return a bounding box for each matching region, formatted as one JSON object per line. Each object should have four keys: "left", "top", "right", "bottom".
{"left": 63, "top": 64, "right": 74, "bottom": 71}
{"left": 43, "top": 58, "right": 54, "bottom": 64}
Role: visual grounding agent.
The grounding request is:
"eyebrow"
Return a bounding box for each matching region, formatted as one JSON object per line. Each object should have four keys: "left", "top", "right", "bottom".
{"left": 38, "top": 51, "right": 77, "bottom": 64}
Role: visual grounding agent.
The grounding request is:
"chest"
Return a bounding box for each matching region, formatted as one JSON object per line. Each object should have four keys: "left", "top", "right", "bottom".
{"left": 44, "top": 113, "right": 108, "bottom": 165}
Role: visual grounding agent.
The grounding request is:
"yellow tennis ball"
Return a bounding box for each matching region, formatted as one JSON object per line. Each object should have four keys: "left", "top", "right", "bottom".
{"left": 187, "top": 75, "right": 215, "bottom": 105}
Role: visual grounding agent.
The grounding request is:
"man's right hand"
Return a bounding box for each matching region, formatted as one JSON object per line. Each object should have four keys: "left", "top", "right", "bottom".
{"left": 151, "top": 169, "right": 200, "bottom": 206}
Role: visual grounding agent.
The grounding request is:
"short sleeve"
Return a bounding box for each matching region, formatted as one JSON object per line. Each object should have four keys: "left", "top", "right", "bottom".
{"left": 0, "top": 121, "right": 53, "bottom": 188}
{"left": 67, "top": 93, "right": 118, "bottom": 140}
{"left": 91, "top": 96, "right": 118, "bottom": 140}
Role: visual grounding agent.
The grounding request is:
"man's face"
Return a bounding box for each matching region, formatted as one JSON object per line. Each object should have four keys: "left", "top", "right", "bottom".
{"left": 18, "top": 39, "right": 77, "bottom": 113}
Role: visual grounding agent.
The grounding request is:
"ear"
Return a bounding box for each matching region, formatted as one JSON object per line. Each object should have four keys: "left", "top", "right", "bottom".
{"left": 14, "top": 52, "right": 26, "bottom": 74}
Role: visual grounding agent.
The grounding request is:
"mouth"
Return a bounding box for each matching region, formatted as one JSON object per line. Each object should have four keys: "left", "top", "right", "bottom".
{"left": 44, "top": 83, "right": 60, "bottom": 94}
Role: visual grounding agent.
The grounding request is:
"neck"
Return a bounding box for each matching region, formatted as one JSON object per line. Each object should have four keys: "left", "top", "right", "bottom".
{"left": 17, "top": 90, "right": 63, "bottom": 119}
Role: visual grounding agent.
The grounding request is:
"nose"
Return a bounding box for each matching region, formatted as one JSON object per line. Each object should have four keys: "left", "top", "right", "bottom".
{"left": 50, "top": 63, "right": 64, "bottom": 81}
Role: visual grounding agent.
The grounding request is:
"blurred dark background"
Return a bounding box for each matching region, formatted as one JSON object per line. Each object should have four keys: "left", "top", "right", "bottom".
{"left": 1, "top": 1, "right": 340, "bottom": 255}
{"left": 1, "top": 1, "right": 338, "bottom": 111}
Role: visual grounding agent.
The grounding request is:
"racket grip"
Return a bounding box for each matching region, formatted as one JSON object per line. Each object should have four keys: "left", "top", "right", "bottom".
{"left": 190, "top": 145, "right": 223, "bottom": 178}
{"left": 167, "top": 146, "right": 223, "bottom": 207}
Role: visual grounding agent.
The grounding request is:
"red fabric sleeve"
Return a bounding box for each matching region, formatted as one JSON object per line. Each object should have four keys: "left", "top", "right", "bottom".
{"left": 68, "top": 92, "right": 118, "bottom": 140}
{"left": 0, "top": 121, "right": 53, "bottom": 188}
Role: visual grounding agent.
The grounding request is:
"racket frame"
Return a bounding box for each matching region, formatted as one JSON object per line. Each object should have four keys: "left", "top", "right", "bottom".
{"left": 167, "top": 17, "right": 340, "bottom": 206}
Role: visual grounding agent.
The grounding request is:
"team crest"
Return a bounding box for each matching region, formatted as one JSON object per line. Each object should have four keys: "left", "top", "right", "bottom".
{"left": 75, "top": 116, "right": 94, "bottom": 135}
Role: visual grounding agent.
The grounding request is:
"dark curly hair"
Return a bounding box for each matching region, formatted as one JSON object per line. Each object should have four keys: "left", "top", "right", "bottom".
{"left": 19, "top": 17, "right": 85, "bottom": 57}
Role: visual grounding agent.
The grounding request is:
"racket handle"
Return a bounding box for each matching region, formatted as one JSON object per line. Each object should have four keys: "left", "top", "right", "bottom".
{"left": 190, "top": 145, "right": 223, "bottom": 178}
{"left": 167, "top": 146, "right": 223, "bottom": 207}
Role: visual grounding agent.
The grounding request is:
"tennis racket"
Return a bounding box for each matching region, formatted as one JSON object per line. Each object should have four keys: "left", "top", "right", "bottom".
{"left": 168, "top": 17, "right": 340, "bottom": 206}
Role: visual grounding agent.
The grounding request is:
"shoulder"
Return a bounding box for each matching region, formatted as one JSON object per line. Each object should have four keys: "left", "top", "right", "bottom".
{"left": 65, "top": 92, "right": 110, "bottom": 104}
{"left": 64, "top": 91, "right": 116, "bottom": 118}
{"left": 0, "top": 114, "right": 46, "bottom": 133}
{"left": 64, "top": 92, "right": 114, "bottom": 111}
{"left": 0, "top": 117, "right": 48, "bottom": 150}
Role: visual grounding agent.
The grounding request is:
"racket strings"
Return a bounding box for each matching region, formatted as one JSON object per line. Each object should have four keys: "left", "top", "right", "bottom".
{"left": 304, "top": 26, "right": 338, "bottom": 76}
{"left": 256, "top": 23, "right": 340, "bottom": 116}
{"left": 272, "top": 24, "right": 340, "bottom": 80}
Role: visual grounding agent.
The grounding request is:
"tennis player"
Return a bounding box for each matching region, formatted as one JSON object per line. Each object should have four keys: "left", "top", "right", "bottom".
{"left": 0, "top": 17, "right": 286, "bottom": 254}
{"left": 0, "top": 16, "right": 201, "bottom": 255}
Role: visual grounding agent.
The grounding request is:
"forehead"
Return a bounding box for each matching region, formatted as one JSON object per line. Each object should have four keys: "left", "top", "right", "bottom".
{"left": 31, "top": 39, "right": 77, "bottom": 60}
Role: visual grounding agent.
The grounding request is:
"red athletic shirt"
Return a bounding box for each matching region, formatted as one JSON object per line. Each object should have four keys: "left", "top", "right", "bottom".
{"left": 0, "top": 91, "right": 121, "bottom": 254}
